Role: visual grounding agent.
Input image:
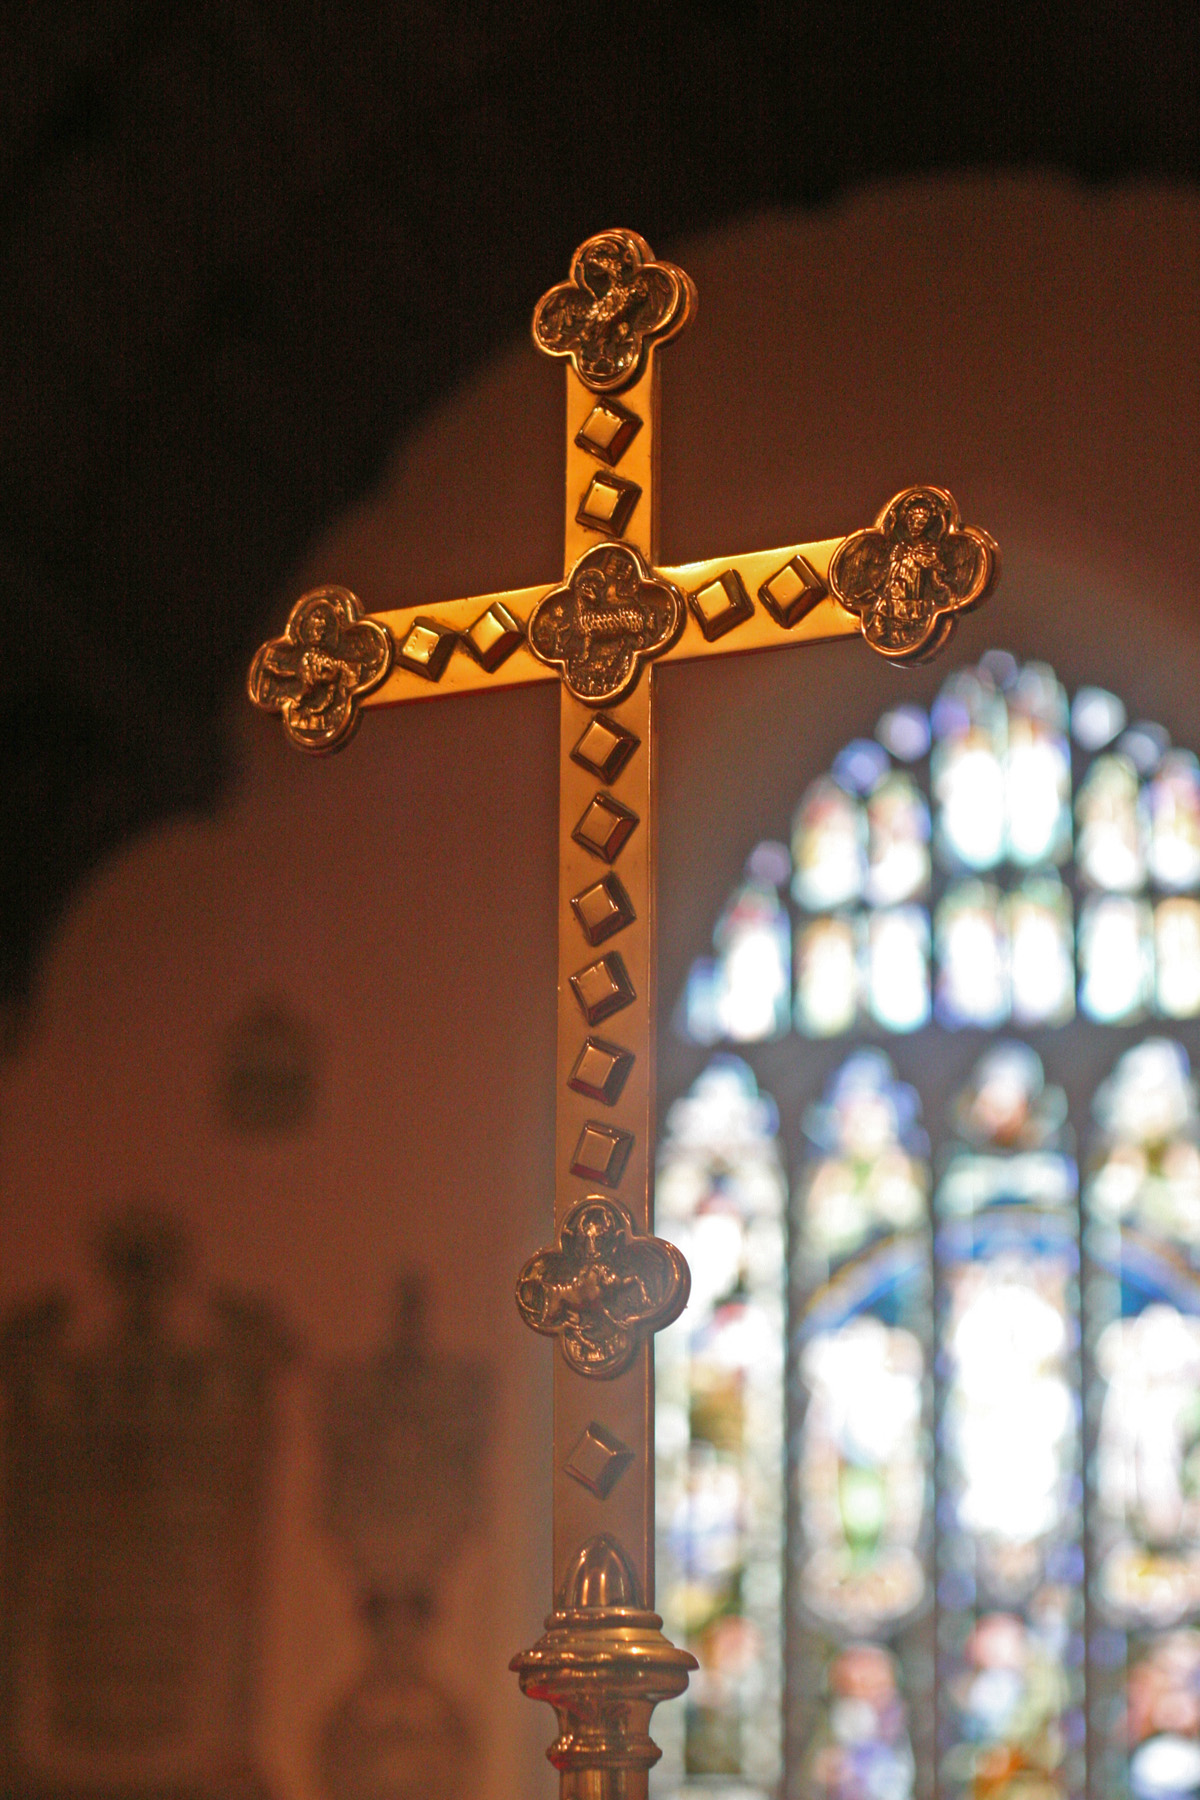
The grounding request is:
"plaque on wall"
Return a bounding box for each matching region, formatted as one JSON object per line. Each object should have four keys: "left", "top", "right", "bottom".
{"left": 0, "top": 1210, "right": 291, "bottom": 1799}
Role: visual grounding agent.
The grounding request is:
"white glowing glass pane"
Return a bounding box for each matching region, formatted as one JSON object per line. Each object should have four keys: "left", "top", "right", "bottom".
{"left": 1005, "top": 716, "right": 1072, "bottom": 866}
{"left": 931, "top": 667, "right": 1007, "bottom": 872}
{"left": 714, "top": 882, "right": 791, "bottom": 1043}
{"left": 1071, "top": 684, "right": 1126, "bottom": 751}
{"left": 1148, "top": 750, "right": 1200, "bottom": 891}
{"left": 867, "top": 907, "right": 930, "bottom": 1033}
{"left": 1095, "top": 1308, "right": 1200, "bottom": 1615}
{"left": 1008, "top": 877, "right": 1075, "bottom": 1026}
{"left": 799, "top": 1052, "right": 929, "bottom": 1259}
{"left": 1156, "top": 899, "right": 1200, "bottom": 1019}
{"left": 791, "top": 776, "right": 866, "bottom": 911}
{"left": 944, "top": 1259, "right": 1074, "bottom": 1547}
{"left": 866, "top": 771, "right": 930, "bottom": 904}
{"left": 934, "top": 737, "right": 1006, "bottom": 870}
{"left": 1078, "top": 895, "right": 1153, "bottom": 1023}
{"left": 796, "top": 916, "right": 859, "bottom": 1038}
{"left": 935, "top": 882, "right": 1009, "bottom": 1027}
{"left": 798, "top": 1318, "right": 927, "bottom": 1627}
{"left": 655, "top": 1059, "right": 786, "bottom": 1792}
{"left": 1090, "top": 1038, "right": 1197, "bottom": 1165}
{"left": 1076, "top": 753, "right": 1147, "bottom": 892}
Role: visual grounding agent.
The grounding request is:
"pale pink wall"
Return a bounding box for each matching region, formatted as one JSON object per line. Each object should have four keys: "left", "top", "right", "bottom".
{"left": 1, "top": 175, "right": 1197, "bottom": 1798}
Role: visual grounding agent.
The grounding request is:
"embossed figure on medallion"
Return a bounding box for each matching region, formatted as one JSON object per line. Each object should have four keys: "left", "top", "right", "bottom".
{"left": 532, "top": 229, "right": 696, "bottom": 393}
{"left": 528, "top": 543, "right": 683, "bottom": 705}
{"left": 829, "top": 485, "right": 998, "bottom": 663}
{"left": 516, "top": 1197, "right": 689, "bottom": 1378}
{"left": 248, "top": 585, "right": 392, "bottom": 751}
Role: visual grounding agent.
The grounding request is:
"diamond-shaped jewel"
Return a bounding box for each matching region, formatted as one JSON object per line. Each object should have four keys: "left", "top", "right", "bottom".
{"left": 571, "top": 714, "right": 640, "bottom": 784}
{"left": 463, "top": 600, "right": 524, "bottom": 670}
{"left": 688, "top": 569, "right": 754, "bottom": 642}
{"left": 397, "top": 617, "right": 457, "bottom": 680}
{"left": 570, "top": 1121, "right": 634, "bottom": 1185}
{"left": 572, "top": 793, "right": 638, "bottom": 863}
{"left": 758, "top": 553, "right": 826, "bottom": 629}
{"left": 564, "top": 1422, "right": 635, "bottom": 1498}
{"left": 571, "top": 874, "right": 635, "bottom": 946}
{"left": 570, "top": 953, "right": 635, "bottom": 1025}
{"left": 576, "top": 472, "right": 642, "bottom": 537}
{"left": 568, "top": 1037, "right": 635, "bottom": 1106}
{"left": 574, "top": 398, "right": 643, "bottom": 467}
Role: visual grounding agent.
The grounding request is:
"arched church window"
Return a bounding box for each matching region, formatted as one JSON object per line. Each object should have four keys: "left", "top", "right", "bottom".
{"left": 658, "top": 654, "right": 1200, "bottom": 1799}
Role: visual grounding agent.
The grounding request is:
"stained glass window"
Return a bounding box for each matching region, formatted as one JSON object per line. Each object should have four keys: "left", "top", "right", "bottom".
{"left": 682, "top": 657, "right": 1200, "bottom": 1043}
{"left": 661, "top": 655, "right": 1200, "bottom": 1799}
{"left": 656, "top": 1059, "right": 787, "bottom": 1795}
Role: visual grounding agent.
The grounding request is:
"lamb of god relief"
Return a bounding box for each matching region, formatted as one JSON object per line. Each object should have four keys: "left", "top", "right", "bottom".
{"left": 249, "top": 227, "right": 998, "bottom": 1798}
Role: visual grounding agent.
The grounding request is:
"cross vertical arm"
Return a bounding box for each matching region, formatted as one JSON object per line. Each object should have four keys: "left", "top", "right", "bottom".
{"left": 246, "top": 226, "right": 999, "bottom": 1800}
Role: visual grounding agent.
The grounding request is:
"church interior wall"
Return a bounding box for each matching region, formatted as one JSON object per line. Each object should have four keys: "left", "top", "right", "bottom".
{"left": 1, "top": 174, "right": 1197, "bottom": 1798}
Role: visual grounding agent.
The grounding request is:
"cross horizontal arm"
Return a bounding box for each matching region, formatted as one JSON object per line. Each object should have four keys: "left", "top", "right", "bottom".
{"left": 358, "top": 536, "right": 856, "bottom": 713}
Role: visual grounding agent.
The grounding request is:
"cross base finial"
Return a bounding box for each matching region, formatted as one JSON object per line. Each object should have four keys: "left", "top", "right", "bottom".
{"left": 511, "top": 1535, "right": 697, "bottom": 1800}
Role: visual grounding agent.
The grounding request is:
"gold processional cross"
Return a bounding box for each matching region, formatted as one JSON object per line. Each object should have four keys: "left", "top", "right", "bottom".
{"left": 249, "top": 229, "right": 998, "bottom": 1799}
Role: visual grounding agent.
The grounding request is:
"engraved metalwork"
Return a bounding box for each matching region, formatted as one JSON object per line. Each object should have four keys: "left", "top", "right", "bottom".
{"left": 511, "top": 1534, "right": 696, "bottom": 1795}
{"left": 570, "top": 952, "right": 635, "bottom": 1025}
{"left": 570, "top": 1122, "right": 634, "bottom": 1186}
{"left": 463, "top": 600, "right": 524, "bottom": 671}
{"left": 515, "top": 1199, "right": 689, "bottom": 1378}
{"left": 397, "top": 615, "right": 459, "bottom": 680}
{"left": 572, "top": 792, "right": 639, "bottom": 863}
{"left": 568, "top": 1037, "right": 635, "bottom": 1106}
{"left": 575, "top": 398, "right": 642, "bottom": 467}
{"left": 829, "top": 484, "right": 999, "bottom": 662}
{"left": 688, "top": 568, "right": 754, "bottom": 642}
{"left": 243, "top": 228, "right": 1000, "bottom": 1798}
{"left": 532, "top": 229, "right": 696, "bottom": 393}
{"left": 0, "top": 1211, "right": 290, "bottom": 1795}
{"left": 318, "top": 1276, "right": 492, "bottom": 1800}
{"left": 571, "top": 873, "right": 636, "bottom": 945}
{"left": 564, "top": 1424, "right": 635, "bottom": 1498}
{"left": 248, "top": 585, "right": 392, "bottom": 753}
{"left": 528, "top": 543, "right": 683, "bottom": 705}
{"left": 576, "top": 470, "right": 642, "bottom": 537}
{"left": 571, "top": 714, "right": 640, "bottom": 784}
{"left": 759, "top": 551, "right": 826, "bottom": 628}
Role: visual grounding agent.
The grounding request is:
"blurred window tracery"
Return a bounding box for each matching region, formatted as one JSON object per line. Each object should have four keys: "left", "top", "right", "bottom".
{"left": 659, "top": 655, "right": 1200, "bottom": 1799}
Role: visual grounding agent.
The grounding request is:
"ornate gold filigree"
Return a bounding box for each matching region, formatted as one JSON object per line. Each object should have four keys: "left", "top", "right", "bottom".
{"left": 532, "top": 229, "right": 696, "bottom": 393}
{"left": 512, "top": 1534, "right": 696, "bottom": 1800}
{"left": 515, "top": 1198, "right": 689, "bottom": 1379}
{"left": 528, "top": 543, "right": 683, "bottom": 706}
{"left": 248, "top": 587, "right": 392, "bottom": 753}
{"left": 828, "top": 485, "right": 998, "bottom": 663}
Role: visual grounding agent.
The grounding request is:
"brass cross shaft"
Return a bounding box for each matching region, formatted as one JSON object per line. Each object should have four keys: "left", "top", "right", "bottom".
{"left": 248, "top": 228, "right": 998, "bottom": 1800}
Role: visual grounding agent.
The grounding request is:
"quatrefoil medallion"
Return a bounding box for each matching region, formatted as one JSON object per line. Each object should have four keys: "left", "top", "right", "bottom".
{"left": 516, "top": 1197, "right": 690, "bottom": 1379}
{"left": 528, "top": 542, "right": 684, "bottom": 706}
{"left": 248, "top": 586, "right": 393, "bottom": 752}
{"left": 829, "top": 485, "right": 998, "bottom": 663}
{"left": 532, "top": 229, "right": 697, "bottom": 393}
